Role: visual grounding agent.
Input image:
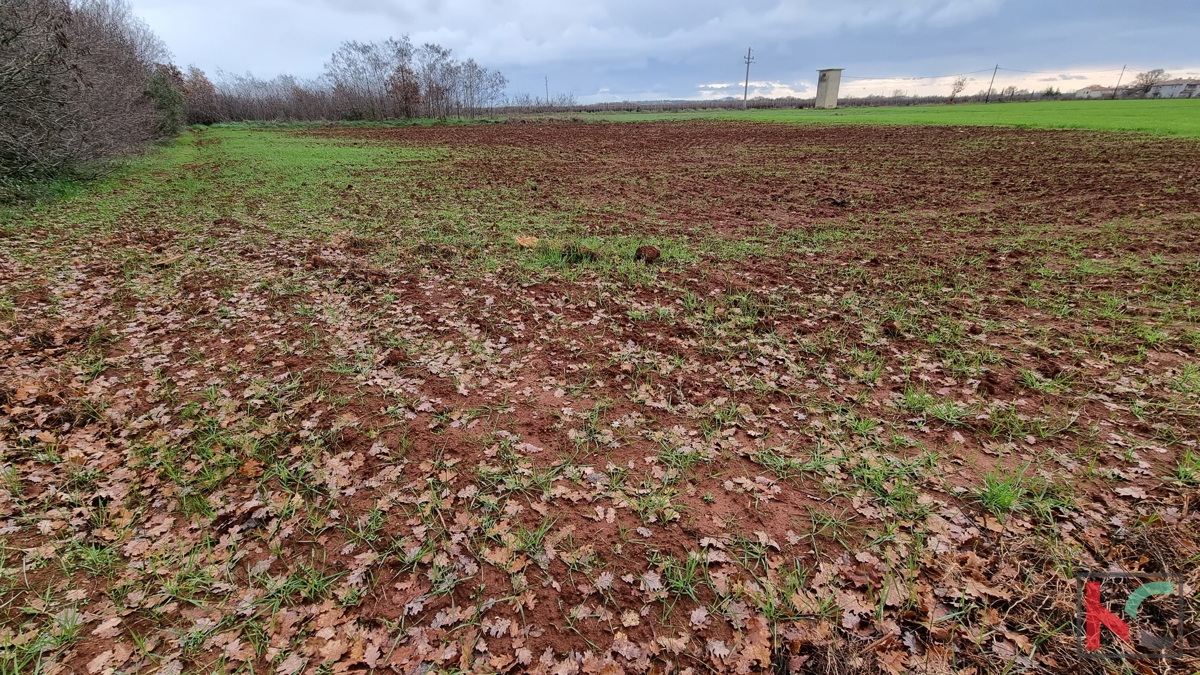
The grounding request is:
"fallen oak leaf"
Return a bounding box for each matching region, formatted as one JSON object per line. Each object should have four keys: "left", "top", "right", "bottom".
{"left": 611, "top": 633, "right": 642, "bottom": 661}
{"left": 835, "top": 590, "right": 871, "bottom": 615}
{"left": 1114, "top": 486, "right": 1148, "bottom": 499}
{"left": 965, "top": 578, "right": 1013, "bottom": 601}
{"left": 706, "top": 639, "right": 730, "bottom": 661}
{"left": 277, "top": 653, "right": 307, "bottom": 675}
{"left": 657, "top": 633, "right": 689, "bottom": 653}
{"left": 877, "top": 650, "right": 909, "bottom": 675}
{"left": 92, "top": 616, "right": 122, "bottom": 638}
{"left": 87, "top": 650, "right": 113, "bottom": 674}
{"left": 739, "top": 615, "right": 772, "bottom": 670}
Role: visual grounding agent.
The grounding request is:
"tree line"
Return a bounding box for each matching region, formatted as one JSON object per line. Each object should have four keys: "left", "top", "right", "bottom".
{"left": 183, "top": 37, "right": 508, "bottom": 124}
{"left": 1, "top": 0, "right": 182, "bottom": 199}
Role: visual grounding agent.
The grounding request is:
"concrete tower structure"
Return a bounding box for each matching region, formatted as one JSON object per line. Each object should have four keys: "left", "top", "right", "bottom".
{"left": 815, "top": 69, "right": 843, "bottom": 109}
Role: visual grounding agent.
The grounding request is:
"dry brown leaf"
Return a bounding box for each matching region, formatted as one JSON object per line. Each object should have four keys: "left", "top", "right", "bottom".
{"left": 319, "top": 639, "right": 348, "bottom": 662}
{"left": 965, "top": 578, "right": 1013, "bottom": 601}
{"left": 86, "top": 650, "right": 113, "bottom": 674}
{"left": 1115, "top": 486, "right": 1148, "bottom": 499}
{"left": 611, "top": 633, "right": 642, "bottom": 661}
{"left": 733, "top": 615, "right": 772, "bottom": 672}
{"left": 835, "top": 590, "right": 872, "bottom": 615}
{"left": 657, "top": 633, "right": 689, "bottom": 653}
{"left": 877, "top": 650, "right": 909, "bottom": 675}
{"left": 706, "top": 639, "right": 730, "bottom": 661}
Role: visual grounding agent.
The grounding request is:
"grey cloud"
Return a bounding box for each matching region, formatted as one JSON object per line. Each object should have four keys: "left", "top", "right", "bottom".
{"left": 129, "top": 0, "right": 1200, "bottom": 102}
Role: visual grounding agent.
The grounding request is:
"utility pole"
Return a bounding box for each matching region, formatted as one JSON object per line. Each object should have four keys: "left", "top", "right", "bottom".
{"left": 1112, "top": 65, "right": 1126, "bottom": 100}
{"left": 742, "top": 47, "right": 754, "bottom": 110}
{"left": 984, "top": 64, "right": 999, "bottom": 103}
{"left": 545, "top": 76, "right": 549, "bottom": 107}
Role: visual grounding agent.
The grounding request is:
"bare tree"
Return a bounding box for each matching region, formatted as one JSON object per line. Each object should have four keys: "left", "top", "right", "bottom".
{"left": 70, "top": 0, "right": 170, "bottom": 149}
{"left": 1131, "top": 69, "right": 1169, "bottom": 96}
{"left": 415, "top": 43, "right": 454, "bottom": 118}
{"left": 184, "top": 66, "right": 219, "bottom": 124}
{"left": 386, "top": 63, "right": 421, "bottom": 118}
{"left": 325, "top": 38, "right": 412, "bottom": 120}
{"left": 948, "top": 76, "right": 967, "bottom": 103}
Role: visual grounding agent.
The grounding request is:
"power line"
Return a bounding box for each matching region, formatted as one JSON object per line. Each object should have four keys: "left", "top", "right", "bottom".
{"left": 844, "top": 65, "right": 1131, "bottom": 81}
{"left": 998, "top": 66, "right": 1127, "bottom": 75}
{"left": 843, "top": 68, "right": 994, "bottom": 81}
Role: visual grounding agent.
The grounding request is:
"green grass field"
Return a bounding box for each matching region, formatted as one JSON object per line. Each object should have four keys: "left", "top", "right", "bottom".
{"left": 579, "top": 99, "right": 1200, "bottom": 136}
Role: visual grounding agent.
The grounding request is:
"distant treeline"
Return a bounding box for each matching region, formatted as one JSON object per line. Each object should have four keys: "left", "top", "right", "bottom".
{"left": 1, "top": 0, "right": 182, "bottom": 199}
{"left": 185, "top": 38, "right": 508, "bottom": 124}
{"left": 498, "top": 88, "right": 1076, "bottom": 115}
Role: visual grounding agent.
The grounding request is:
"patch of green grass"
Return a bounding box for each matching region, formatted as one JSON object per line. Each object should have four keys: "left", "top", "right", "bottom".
{"left": 1017, "top": 368, "right": 1074, "bottom": 395}
{"left": 649, "top": 550, "right": 705, "bottom": 602}
{"left": 902, "top": 386, "right": 970, "bottom": 426}
{"left": 974, "top": 465, "right": 1030, "bottom": 517}
{"left": 1173, "top": 362, "right": 1200, "bottom": 395}
{"left": 987, "top": 404, "right": 1078, "bottom": 440}
{"left": 798, "top": 507, "right": 859, "bottom": 550}
{"left": 1174, "top": 449, "right": 1200, "bottom": 486}
{"left": 577, "top": 99, "right": 1200, "bottom": 137}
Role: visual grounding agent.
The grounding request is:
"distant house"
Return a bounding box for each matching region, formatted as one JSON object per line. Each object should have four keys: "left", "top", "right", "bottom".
{"left": 1074, "top": 85, "right": 1116, "bottom": 99}
{"left": 1148, "top": 79, "right": 1199, "bottom": 99}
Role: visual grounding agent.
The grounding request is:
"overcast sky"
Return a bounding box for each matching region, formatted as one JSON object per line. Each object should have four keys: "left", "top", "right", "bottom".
{"left": 130, "top": 0, "right": 1200, "bottom": 102}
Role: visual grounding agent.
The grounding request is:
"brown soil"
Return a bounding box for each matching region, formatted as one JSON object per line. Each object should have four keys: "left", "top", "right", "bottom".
{"left": 4, "top": 120, "right": 1200, "bottom": 674}
{"left": 306, "top": 120, "right": 1200, "bottom": 238}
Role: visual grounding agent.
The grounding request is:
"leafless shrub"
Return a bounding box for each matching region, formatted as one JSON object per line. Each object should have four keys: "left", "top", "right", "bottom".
{"left": 1, "top": 0, "right": 77, "bottom": 186}
{"left": 1, "top": 0, "right": 173, "bottom": 199}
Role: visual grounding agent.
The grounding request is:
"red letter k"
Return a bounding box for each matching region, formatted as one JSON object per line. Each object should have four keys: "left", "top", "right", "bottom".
{"left": 1085, "top": 580, "right": 1131, "bottom": 649}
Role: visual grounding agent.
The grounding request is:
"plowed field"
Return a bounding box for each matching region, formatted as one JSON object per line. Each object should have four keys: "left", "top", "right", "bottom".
{"left": 3, "top": 120, "right": 1199, "bottom": 674}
